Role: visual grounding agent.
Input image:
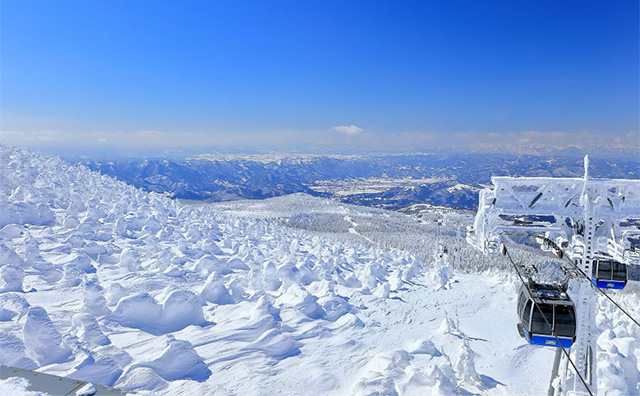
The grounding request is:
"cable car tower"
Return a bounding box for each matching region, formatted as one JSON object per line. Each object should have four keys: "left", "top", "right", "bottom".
{"left": 467, "top": 156, "right": 640, "bottom": 395}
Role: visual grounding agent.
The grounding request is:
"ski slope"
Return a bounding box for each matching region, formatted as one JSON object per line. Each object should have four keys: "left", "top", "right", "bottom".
{"left": 0, "top": 146, "right": 638, "bottom": 395}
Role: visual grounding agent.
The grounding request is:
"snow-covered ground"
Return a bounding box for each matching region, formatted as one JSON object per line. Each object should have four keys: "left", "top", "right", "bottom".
{"left": 1, "top": 146, "right": 638, "bottom": 395}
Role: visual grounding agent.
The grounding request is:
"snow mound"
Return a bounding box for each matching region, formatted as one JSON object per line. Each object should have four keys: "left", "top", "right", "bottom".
{"left": 83, "top": 278, "right": 110, "bottom": 316}
{"left": 200, "top": 271, "right": 233, "bottom": 304}
{"left": 408, "top": 339, "right": 442, "bottom": 356}
{"left": 111, "top": 290, "right": 209, "bottom": 335}
{"left": 116, "top": 366, "right": 168, "bottom": 392}
{"left": 0, "top": 332, "right": 37, "bottom": 370}
{"left": 133, "top": 335, "right": 211, "bottom": 382}
{"left": 352, "top": 348, "right": 461, "bottom": 396}
{"left": 274, "top": 284, "right": 326, "bottom": 320}
{"left": 22, "top": 307, "right": 72, "bottom": 365}
{"left": 352, "top": 315, "right": 495, "bottom": 395}
{"left": 0, "top": 293, "right": 29, "bottom": 321}
{"left": 0, "top": 264, "right": 25, "bottom": 292}
{"left": 70, "top": 354, "right": 123, "bottom": 386}
{"left": 597, "top": 318, "right": 640, "bottom": 394}
{"left": 241, "top": 327, "right": 300, "bottom": 360}
{"left": 68, "top": 313, "right": 111, "bottom": 346}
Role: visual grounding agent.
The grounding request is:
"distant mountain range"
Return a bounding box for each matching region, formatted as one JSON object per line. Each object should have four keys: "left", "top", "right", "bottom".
{"left": 70, "top": 153, "right": 639, "bottom": 210}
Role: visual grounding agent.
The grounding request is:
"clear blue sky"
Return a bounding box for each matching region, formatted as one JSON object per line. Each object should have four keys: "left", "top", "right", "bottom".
{"left": 1, "top": 1, "right": 638, "bottom": 152}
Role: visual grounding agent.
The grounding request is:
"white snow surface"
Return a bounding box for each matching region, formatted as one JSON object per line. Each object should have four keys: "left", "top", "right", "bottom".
{"left": 0, "top": 377, "right": 51, "bottom": 396}
{"left": 0, "top": 146, "right": 638, "bottom": 395}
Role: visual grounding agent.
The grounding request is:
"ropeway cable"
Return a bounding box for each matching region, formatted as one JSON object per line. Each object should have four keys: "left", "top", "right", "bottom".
{"left": 562, "top": 254, "right": 640, "bottom": 328}
{"left": 504, "top": 247, "right": 593, "bottom": 396}
{"left": 539, "top": 237, "right": 640, "bottom": 329}
{"left": 503, "top": 246, "right": 594, "bottom": 396}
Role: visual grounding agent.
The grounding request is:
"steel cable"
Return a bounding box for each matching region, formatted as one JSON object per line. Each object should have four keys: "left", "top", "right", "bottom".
{"left": 504, "top": 246, "right": 594, "bottom": 396}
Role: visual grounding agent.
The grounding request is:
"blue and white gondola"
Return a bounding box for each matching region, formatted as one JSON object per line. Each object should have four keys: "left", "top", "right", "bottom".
{"left": 516, "top": 281, "right": 576, "bottom": 348}
{"left": 591, "top": 259, "right": 627, "bottom": 290}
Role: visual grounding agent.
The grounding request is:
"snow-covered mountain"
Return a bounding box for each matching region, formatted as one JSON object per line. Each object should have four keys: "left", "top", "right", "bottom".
{"left": 73, "top": 153, "right": 640, "bottom": 211}
{"left": 1, "top": 146, "right": 639, "bottom": 395}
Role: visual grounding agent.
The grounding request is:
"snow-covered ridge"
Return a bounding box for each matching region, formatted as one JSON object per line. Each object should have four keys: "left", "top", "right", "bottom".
{"left": 76, "top": 152, "right": 639, "bottom": 209}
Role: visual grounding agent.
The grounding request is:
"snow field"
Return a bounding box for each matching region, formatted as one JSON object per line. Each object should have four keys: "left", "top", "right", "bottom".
{"left": 1, "top": 145, "right": 638, "bottom": 395}
{"left": 210, "top": 193, "right": 640, "bottom": 395}
{"left": 0, "top": 146, "right": 433, "bottom": 393}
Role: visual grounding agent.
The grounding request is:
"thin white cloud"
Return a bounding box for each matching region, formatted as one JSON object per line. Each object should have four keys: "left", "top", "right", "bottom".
{"left": 0, "top": 129, "right": 636, "bottom": 155}
{"left": 331, "top": 125, "right": 364, "bottom": 135}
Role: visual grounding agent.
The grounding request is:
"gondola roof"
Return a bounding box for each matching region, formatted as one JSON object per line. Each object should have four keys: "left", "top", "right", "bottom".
{"left": 520, "top": 281, "right": 572, "bottom": 306}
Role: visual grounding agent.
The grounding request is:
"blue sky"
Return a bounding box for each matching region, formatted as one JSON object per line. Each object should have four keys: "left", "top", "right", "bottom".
{"left": 1, "top": 1, "right": 638, "bottom": 152}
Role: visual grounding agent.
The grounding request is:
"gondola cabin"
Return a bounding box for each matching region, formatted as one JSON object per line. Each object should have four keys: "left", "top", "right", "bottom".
{"left": 591, "top": 259, "right": 627, "bottom": 289}
{"left": 516, "top": 281, "right": 576, "bottom": 348}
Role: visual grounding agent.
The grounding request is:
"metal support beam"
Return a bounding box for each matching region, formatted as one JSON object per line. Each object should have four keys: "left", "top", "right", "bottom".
{"left": 467, "top": 156, "right": 640, "bottom": 395}
{"left": 549, "top": 349, "right": 563, "bottom": 396}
